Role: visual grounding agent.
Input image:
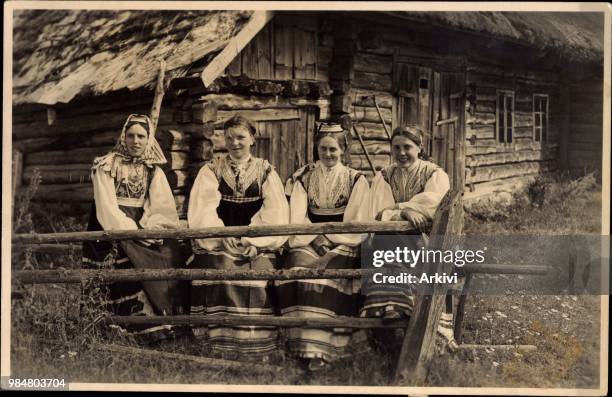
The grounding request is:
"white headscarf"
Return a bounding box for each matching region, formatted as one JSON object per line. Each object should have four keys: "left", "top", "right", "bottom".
{"left": 92, "top": 114, "right": 167, "bottom": 184}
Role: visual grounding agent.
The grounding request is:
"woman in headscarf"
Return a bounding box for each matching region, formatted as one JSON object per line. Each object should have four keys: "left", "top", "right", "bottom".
{"left": 187, "top": 114, "right": 289, "bottom": 360}
{"left": 360, "top": 125, "right": 458, "bottom": 352}
{"left": 82, "top": 114, "right": 186, "bottom": 344}
{"left": 276, "top": 122, "right": 371, "bottom": 371}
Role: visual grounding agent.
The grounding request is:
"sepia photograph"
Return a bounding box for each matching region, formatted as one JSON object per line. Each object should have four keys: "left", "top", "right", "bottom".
{"left": 2, "top": 1, "right": 610, "bottom": 394}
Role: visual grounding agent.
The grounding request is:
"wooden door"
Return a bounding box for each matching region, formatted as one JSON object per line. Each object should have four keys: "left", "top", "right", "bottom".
{"left": 395, "top": 63, "right": 433, "bottom": 153}
{"left": 252, "top": 106, "right": 317, "bottom": 182}
{"left": 395, "top": 63, "right": 465, "bottom": 191}
{"left": 430, "top": 72, "right": 465, "bottom": 191}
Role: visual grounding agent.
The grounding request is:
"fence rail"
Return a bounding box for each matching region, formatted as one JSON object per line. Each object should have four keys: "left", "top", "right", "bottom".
{"left": 13, "top": 264, "right": 551, "bottom": 284}
{"left": 105, "top": 314, "right": 409, "bottom": 329}
{"left": 12, "top": 221, "right": 416, "bottom": 244}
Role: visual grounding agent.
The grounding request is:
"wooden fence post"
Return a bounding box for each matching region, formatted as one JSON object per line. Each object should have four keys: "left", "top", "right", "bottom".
{"left": 394, "top": 190, "right": 464, "bottom": 385}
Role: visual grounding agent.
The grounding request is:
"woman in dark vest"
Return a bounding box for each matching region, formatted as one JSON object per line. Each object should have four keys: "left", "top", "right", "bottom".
{"left": 82, "top": 114, "right": 186, "bottom": 344}
{"left": 360, "top": 125, "right": 458, "bottom": 352}
{"left": 187, "top": 114, "right": 289, "bottom": 359}
{"left": 276, "top": 123, "right": 371, "bottom": 371}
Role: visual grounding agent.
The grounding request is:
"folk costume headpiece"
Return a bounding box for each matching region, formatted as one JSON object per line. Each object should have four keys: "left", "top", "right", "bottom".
{"left": 315, "top": 122, "right": 349, "bottom": 152}
{"left": 92, "top": 114, "right": 167, "bottom": 183}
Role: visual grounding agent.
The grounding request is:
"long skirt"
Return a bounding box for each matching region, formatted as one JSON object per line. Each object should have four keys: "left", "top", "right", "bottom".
{"left": 81, "top": 203, "right": 189, "bottom": 344}
{"left": 359, "top": 233, "right": 461, "bottom": 351}
{"left": 275, "top": 244, "right": 361, "bottom": 363}
{"left": 189, "top": 250, "right": 279, "bottom": 356}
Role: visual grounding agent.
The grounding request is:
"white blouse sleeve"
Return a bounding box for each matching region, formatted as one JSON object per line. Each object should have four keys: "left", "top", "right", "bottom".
{"left": 140, "top": 167, "right": 180, "bottom": 230}
{"left": 92, "top": 169, "right": 139, "bottom": 230}
{"left": 327, "top": 175, "right": 371, "bottom": 247}
{"left": 286, "top": 180, "right": 317, "bottom": 248}
{"left": 397, "top": 169, "right": 450, "bottom": 220}
{"left": 187, "top": 164, "right": 224, "bottom": 251}
{"left": 241, "top": 169, "right": 289, "bottom": 250}
{"left": 369, "top": 171, "right": 396, "bottom": 220}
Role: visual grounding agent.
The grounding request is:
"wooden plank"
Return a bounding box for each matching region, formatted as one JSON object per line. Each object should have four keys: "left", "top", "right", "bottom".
{"left": 453, "top": 73, "right": 466, "bottom": 192}
{"left": 430, "top": 71, "right": 441, "bottom": 159}
{"left": 351, "top": 141, "right": 390, "bottom": 155}
{"left": 352, "top": 90, "right": 393, "bottom": 109}
{"left": 273, "top": 21, "right": 294, "bottom": 80}
{"left": 395, "top": 191, "right": 464, "bottom": 385}
{"left": 354, "top": 52, "right": 393, "bottom": 74}
{"left": 12, "top": 221, "right": 419, "bottom": 244}
{"left": 466, "top": 160, "right": 557, "bottom": 184}
{"left": 241, "top": 33, "right": 260, "bottom": 79}
{"left": 294, "top": 29, "right": 317, "bottom": 79}
{"left": 353, "top": 71, "right": 393, "bottom": 91}
{"left": 25, "top": 147, "right": 113, "bottom": 166}
{"left": 466, "top": 149, "right": 557, "bottom": 167}
{"left": 255, "top": 23, "right": 273, "bottom": 79}
{"left": 215, "top": 108, "right": 299, "bottom": 126}
{"left": 30, "top": 183, "right": 93, "bottom": 202}
{"left": 23, "top": 163, "right": 92, "bottom": 185}
{"left": 350, "top": 154, "right": 390, "bottom": 170}
{"left": 352, "top": 106, "right": 392, "bottom": 124}
{"left": 94, "top": 343, "right": 285, "bottom": 373}
{"left": 12, "top": 263, "right": 547, "bottom": 283}
{"left": 226, "top": 52, "right": 242, "bottom": 76}
{"left": 466, "top": 112, "right": 496, "bottom": 126}
{"left": 202, "top": 11, "right": 274, "bottom": 87}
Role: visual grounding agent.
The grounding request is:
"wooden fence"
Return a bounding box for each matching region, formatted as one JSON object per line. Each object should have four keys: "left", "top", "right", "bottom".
{"left": 11, "top": 191, "right": 549, "bottom": 385}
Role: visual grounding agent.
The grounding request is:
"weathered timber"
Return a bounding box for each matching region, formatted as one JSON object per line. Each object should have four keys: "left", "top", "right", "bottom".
{"left": 463, "top": 174, "right": 545, "bottom": 201}
{"left": 350, "top": 154, "right": 390, "bottom": 170}
{"left": 30, "top": 184, "right": 93, "bottom": 202}
{"left": 94, "top": 343, "right": 284, "bottom": 374}
{"left": 353, "top": 71, "right": 393, "bottom": 91}
{"left": 13, "top": 150, "right": 23, "bottom": 194}
{"left": 25, "top": 147, "right": 113, "bottom": 166}
{"left": 189, "top": 139, "right": 213, "bottom": 161}
{"left": 395, "top": 191, "right": 464, "bottom": 385}
{"left": 13, "top": 106, "right": 172, "bottom": 139}
{"left": 352, "top": 125, "right": 377, "bottom": 173}
{"left": 466, "top": 64, "right": 559, "bottom": 83}
{"left": 351, "top": 141, "right": 390, "bottom": 155}
{"left": 352, "top": 90, "right": 393, "bottom": 109}
{"left": 467, "top": 161, "right": 556, "bottom": 184}
{"left": 216, "top": 108, "right": 300, "bottom": 126}
{"left": 12, "top": 243, "right": 79, "bottom": 254}
{"left": 105, "top": 314, "right": 407, "bottom": 329}
{"left": 466, "top": 112, "right": 496, "bottom": 126}
{"left": 353, "top": 122, "right": 391, "bottom": 140}
{"left": 149, "top": 60, "right": 167, "bottom": 135}
{"left": 466, "top": 149, "right": 557, "bottom": 167}
{"left": 23, "top": 163, "right": 92, "bottom": 185}
{"left": 157, "top": 128, "right": 191, "bottom": 152}
{"left": 352, "top": 106, "right": 393, "bottom": 124}
{"left": 331, "top": 94, "right": 353, "bottom": 114}
{"left": 456, "top": 344, "right": 537, "bottom": 352}
{"left": 197, "top": 94, "right": 295, "bottom": 111}
{"left": 466, "top": 124, "right": 495, "bottom": 140}
{"left": 192, "top": 100, "right": 218, "bottom": 124}
{"left": 13, "top": 264, "right": 549, "bottom": 284}
{"left": 354, "top": 52, "right": 393, "bottom": 74}
{"left": 12, "top": 221, "right": 417, "bottom": 244}
{"left": 185, "top": 122, "right": 215, "bottom": 140}
{"left": 159, "top": 152, "right": 189, "bottom": 171}
{"left": 466, "top": 141, "right": 559, "bottom": 156}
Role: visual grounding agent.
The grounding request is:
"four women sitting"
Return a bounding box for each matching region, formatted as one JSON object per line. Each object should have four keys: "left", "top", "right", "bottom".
{"left": 85, "top": 113, "right": 452, "bottom": 364}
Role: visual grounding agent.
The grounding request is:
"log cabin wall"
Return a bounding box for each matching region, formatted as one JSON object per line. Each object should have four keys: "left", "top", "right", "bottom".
{"left": 462, "top": 62, "right": 561, "bottom": 201}
{"left": 566, "top": 78, "right": 603, "bottom": 172}
{"left": 13, "top": 92, "right": 192, "bottom": 217}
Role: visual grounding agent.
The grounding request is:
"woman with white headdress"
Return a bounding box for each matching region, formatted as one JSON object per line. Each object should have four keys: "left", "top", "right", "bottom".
{"left": 276, "top": 122, "right": 371, "bottom": 371}
{"left": 82, "top": 114, "right": 186, "bottom": 344}
{"left": 187, "top": 114, "right": 289, "bottom": 360}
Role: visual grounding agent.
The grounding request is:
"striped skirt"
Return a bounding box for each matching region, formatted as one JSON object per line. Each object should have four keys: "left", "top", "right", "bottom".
{"left": 275, "top": 244, "right": 361, "bottom": 363}
{"left": 189, "top": 250, "right": 279, "bottom": 356}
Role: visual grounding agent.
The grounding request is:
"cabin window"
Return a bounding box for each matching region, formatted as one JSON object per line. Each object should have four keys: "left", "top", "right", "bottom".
{"left": 533, "top": 94, "right": 549, "bottom": 142}
{"left": 496, "top": 90, "right": 514, "bottom": 143}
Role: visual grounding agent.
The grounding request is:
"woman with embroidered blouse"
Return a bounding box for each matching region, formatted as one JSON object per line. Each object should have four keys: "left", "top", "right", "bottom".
{"left": 82, "top": 114, "right": 185, "bottom": 344}
{"left": 276, "top": 123, "right": 371, "bottom": 371}
{"left": 360, "top": 125, "right": 457, "bottom": 351}
{"left": 187, "top": 114, "right": 289, "bottom": 359}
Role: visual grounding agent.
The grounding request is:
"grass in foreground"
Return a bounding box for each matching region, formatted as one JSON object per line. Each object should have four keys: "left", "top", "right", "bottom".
{"left": 10, "top": 171, "right": 603, "bottom": 387}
